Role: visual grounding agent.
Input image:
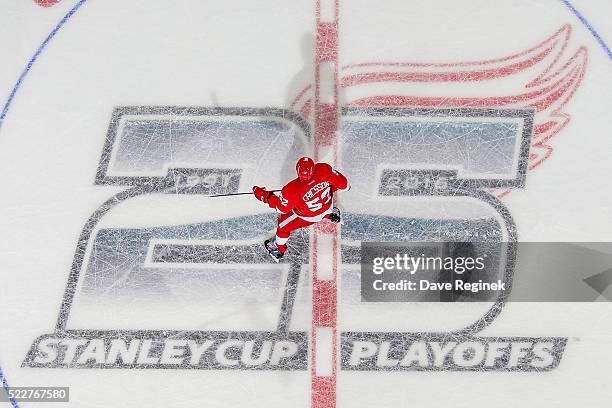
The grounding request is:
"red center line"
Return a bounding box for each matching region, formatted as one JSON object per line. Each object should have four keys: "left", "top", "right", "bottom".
{"left": 311, "top": 1, "right": 340, "bottom": 408}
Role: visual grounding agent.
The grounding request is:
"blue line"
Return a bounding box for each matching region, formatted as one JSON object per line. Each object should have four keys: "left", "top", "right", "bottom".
{"left": 561, "top": 0, "right": 612, "bottom": 59}
{"left": 0, "top": 0, "right": 88, "bottom": 125}
{"left": 0, "top": 365, "right": 19, "bottom": 408}
{"left": 0, "top": 1, "right": 88, "bottom": 403}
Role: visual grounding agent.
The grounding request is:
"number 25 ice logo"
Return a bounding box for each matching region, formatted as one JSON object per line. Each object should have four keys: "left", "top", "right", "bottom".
{"left": 24, "top": 25, "right": 585, "bottom": 371}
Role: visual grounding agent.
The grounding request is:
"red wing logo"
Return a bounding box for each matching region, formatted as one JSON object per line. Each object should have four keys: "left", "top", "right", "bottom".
{"left": 290, "top": 25, "right": 587, "bottom": 186}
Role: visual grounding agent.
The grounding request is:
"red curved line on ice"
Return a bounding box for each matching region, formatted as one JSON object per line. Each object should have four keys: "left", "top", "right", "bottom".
{"left": 528, "top": 49, "right": 587, "bottom": 170}
{"left": 341, "top": 25, "right": 572, "bottom": 88}
{"left": 528, "top": 58, "right": 583, "bottom": 113}
{"left": 348, "top": 65, "right": 575, "bottom": 107}
{"left": 342, "top": 25, "right": 571, "bottom": 70}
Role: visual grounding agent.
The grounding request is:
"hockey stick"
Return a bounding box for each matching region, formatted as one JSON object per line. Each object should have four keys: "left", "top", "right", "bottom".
{"left": 207, "top": 189, "right": 280, "bottom": 198}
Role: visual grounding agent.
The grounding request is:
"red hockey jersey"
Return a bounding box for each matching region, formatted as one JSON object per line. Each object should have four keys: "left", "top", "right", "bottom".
{"left": 268, "top": 163, "right": 350, "bottom": 221}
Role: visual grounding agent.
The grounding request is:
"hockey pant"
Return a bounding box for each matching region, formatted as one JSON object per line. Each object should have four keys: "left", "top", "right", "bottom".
{"left": 274, "top": 211, "right": 327, "bottom": 252}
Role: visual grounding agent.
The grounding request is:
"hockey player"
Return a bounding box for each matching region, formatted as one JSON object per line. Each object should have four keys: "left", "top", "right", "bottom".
{"left": 252, "top": 157, "right": 350, "bottom": 261}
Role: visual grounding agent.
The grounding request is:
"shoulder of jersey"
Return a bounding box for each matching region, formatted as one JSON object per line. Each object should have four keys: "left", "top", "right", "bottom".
{"left": 315, "top": 162, "right": 332, "bottom": 173}
{"left": 282, "top": 179, "right": 300, "bottom": 196}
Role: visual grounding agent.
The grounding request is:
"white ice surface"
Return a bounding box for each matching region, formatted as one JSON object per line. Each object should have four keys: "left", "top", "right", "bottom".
{"left": 1, "top": 1, "right": 612, "bottom": 407}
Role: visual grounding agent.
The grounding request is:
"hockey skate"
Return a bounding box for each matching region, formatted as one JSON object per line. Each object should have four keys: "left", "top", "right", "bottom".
{"left": 264, "top": 238, "right": 284, "bottom": 262}
{"left": 328, "top": 207, "right": 343, "bottom": 224}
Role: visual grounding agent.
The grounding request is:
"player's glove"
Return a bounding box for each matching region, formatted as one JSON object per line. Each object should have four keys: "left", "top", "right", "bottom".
{"left": 253, "top": 186, "right": 272, "bottom": 203}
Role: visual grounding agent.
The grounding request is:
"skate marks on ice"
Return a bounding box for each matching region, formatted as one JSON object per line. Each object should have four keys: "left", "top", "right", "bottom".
{"left": 24, "top": 212, "right": 310, "bottom": 370}
{"left": 20, "top": 104, "right": 567, "bottom": 371}
{"left": 337, "top": 107, "right": 566, "bottom": 371}
{"left": 339, "top": 213, "right": 564, "bottom": 372}
{"left": 23, "top": 107, "right": 313, "bottom": 370}
{"left": 95, "top": 106, "right": 311, "bottom": 191}
{"left": 341, "top": 107, "right": 533, "bottom": 193}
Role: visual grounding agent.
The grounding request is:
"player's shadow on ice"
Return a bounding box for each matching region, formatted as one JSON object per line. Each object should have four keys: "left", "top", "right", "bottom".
{"left": 280, "top": 32, "right": 315, "bottom": 181}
